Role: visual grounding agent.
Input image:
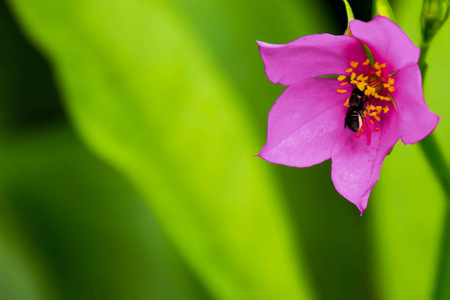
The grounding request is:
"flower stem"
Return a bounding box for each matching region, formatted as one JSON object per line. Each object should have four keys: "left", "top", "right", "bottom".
{"left": 419, "top": 42, "right": 450, "bottom": 300}
{"left": 432, "top": 206, "right": 450, "bottom": 300}
{"left": 418, "top": 134, "right": 450, "bottom": 195}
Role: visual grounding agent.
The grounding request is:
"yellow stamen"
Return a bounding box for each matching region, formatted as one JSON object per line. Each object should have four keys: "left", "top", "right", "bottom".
{"left": 337, "top": 75, "right": 347, "bottom": 81}
{"left": 374, "top": 62, "right": 380, "bottom": 69}
{"left": 383, "top": 106, "right": 389, "bottom": 113}
{"left": 370, "top": 112, "right": 381, "bottom": 121}
{"left": 343, "top": 97, "right": 350, "bottom": 106}
{"left": 351, "top": 72, "right": 356, "bottom": 80}
{"left": 340, "top": 82, "right": 348, "bottom": 86}
{"left": 365, "top": 86, "right": 375, "bottom": 96}
{"left": 356, "top": 74, "right": 365, "bottom": 81}
{"left": 388, "top": 86, "right": 395, "bottom": 92}
{"left": 350, "top": 61, "right": 359, "bottom": 68}
{"left": 346, "top": 68, "right": 353, "bottom": 73}
{"left": 337, "top": 89, "right": 347, "bottom": 94}
{"left": 388, "top": 78, "right": 395, "bottom": 85}
{"left": 376, "top": 106, "right": 382, "bottom": 114}
{"left": 363, "top": 59, "right": 370, "bottom": 66}
{"left": 357, "top": 82, "right": 367, "bottom": 91}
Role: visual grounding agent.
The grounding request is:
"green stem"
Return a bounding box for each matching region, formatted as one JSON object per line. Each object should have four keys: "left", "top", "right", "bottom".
{"left": 419, "top": 42, "right": 450, "bottom": 300}
{"left": 419, "top": 42, "right": 430, "bottom": 78}
{"left": 433, "top": 206, "right": 450, "bottom": 300}
{"left": 419, "top": 134, "right": 450, "bottom": 195}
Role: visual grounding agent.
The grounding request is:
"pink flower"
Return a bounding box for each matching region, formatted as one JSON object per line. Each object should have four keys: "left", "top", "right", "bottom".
{"left": 258, "top": 16, "right": 439, "bottom": 213}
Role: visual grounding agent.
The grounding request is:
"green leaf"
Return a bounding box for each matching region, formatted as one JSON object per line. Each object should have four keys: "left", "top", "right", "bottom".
{"left": 0, "top": 126, "right": 210, "bottom": 300}
{"left": 0, "top": 201, "right": 58, "bottom": 300}
{"left": 7, "top": 0, "right": 318, "bottom": 299}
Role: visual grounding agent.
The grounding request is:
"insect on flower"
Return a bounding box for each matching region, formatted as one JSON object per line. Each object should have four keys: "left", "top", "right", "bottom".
{"left": 345, "top": 87, "right": 368, "bottom": 132}
{"left": 257, "top": 16, "right": 439, "bottom": 213}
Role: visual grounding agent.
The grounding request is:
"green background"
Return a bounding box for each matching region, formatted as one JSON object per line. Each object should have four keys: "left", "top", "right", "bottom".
{"left": 0, "top": 0, "right": 447, "bottom": 299}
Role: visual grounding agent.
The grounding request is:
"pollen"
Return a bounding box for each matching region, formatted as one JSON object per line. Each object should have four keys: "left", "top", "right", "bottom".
{"left": 343, "top": 97, "right": 350, "bottom": 106}
{"left": 374, "top": 62, "right": 386, "bottom": 70}
{"left": 369, "top": 112, "right": 381, "bottom": 121}
{"left": 338, "top": 75, "right": 347, "bottom": 81}
{"left": 356, "top": 82, "right": 367, "bottom": 91}
{"left": 337, "top": 89, "right": 348, "bottom": 94}
{"left": 350, "top": 61, "right": 359, "bottom": 68}
{"left": 363, "top": 59, "right": 370, "bottom": 66}
{"left": 375, "top": 106, "right": 382, "bottom": 114}
{"left": 365, "top": 86, "right": 375, "bottom": 96}
{"left": 340, "top": 82, "right": 348, "bottom": 86}
{"left": 346, "top": 68, "right": 353, "bottom": 73}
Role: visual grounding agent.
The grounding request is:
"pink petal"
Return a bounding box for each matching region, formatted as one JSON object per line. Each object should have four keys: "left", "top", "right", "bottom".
{"left": 257, "top": 34, "right": 367, "bottom": 86}
{"left": 331, "top": 110, "right": 401, "bottom": 213}
{"left": 349, "top": 16, "right": 420, "bottom": 72}
{"left": 393, "top": 64, "right": 440, "bottom": 144}
{"left": 259, "top": 78, "right": 348, "bottom": 167}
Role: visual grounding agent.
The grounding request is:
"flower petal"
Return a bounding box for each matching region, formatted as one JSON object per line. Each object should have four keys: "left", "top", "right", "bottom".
{"left": 349, "top": 16, "right": 420, "bottom": 72}
{"left": 259, "top": 78, "right": 348, "bottom": 167}
{"left": 257, "top": 34, "right": 367, "bottom": 86}
{"left": 331, "top": 110, "right": 401, "bottom": 213}
{"left": 393, "top": 64, "right": 440, "bottom": 144}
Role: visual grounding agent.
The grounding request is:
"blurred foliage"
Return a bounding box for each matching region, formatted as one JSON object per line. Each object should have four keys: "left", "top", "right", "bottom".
{"left": 0, "top": 1, "right": 209, "bottom": 299}
{"left": 0, "top": 126, "right": 211, "bottom": 300}
{"left": 1, "top": 0, "right": 450, "bottom": 300}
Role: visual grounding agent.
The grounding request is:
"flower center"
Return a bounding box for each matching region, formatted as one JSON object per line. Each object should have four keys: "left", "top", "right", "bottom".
{"left": 335, "top": 59, "right": 396, "bottom": 143}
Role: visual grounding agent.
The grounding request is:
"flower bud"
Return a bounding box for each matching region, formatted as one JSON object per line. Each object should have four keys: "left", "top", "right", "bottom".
{"left": 373, "top": 0, "right": 396, "bottom": 21}
{"left": 421, "top": 0, "right": 450, "bottom": 45}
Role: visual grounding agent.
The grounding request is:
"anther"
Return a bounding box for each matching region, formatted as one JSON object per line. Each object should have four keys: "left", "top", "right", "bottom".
{"left": 343, "top": 97, "right": 350, "bottom": 106}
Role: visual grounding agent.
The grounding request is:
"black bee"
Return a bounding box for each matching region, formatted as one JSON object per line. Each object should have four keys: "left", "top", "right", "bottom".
{"left": 345, "top": 88, "right": 368, "bottom": 132}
